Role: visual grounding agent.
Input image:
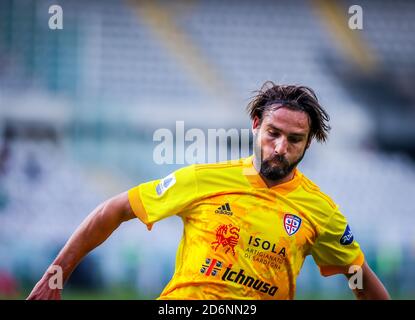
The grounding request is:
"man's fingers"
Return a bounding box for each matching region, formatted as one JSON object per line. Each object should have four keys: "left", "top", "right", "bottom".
{"left": 26, "top": 278, "right": 62, "bottom": 300}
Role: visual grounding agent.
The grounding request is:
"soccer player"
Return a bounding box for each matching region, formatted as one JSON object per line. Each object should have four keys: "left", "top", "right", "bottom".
{"left": 27, "top": 82, "right": 390, "bottom": 300}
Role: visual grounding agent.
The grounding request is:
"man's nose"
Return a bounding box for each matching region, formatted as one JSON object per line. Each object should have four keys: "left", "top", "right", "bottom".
{"left": 274, "top": 137, "right": 288, "bottom": 155}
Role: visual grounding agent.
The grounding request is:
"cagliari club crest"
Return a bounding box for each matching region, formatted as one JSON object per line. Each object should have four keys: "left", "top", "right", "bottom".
{"left": 284, "top": 214, "right": 302, "bottom": 236}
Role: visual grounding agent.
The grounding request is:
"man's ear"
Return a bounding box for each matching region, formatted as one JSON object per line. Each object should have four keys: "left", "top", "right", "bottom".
{"left": 252, "top": 116, "right": 261, "bottom": 135}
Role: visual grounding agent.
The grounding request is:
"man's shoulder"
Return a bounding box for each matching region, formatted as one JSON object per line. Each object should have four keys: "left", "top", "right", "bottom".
{"left": 193, "top": 158, "right": 245, "bottom": 172}
{"left": 298, "top": 172, "right": 337, "bottom": 211}
{"left": 179, "top": 158, "right": 245, "bottom": 180}
{"left": 178, "top": 158, "right": 247, "bottom": 190}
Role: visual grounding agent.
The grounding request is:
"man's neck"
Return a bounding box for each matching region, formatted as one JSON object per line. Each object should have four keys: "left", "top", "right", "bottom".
{"left": 252, "top": 156, "right": 296, "bottom": 188}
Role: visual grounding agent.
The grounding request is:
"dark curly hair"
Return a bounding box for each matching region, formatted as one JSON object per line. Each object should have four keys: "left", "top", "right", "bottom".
{"left": 247, "top": 81, "right": 331, "bottom": 143}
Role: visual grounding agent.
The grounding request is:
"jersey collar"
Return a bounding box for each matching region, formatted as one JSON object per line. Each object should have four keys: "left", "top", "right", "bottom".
{"left": 242, "top": 155, "right": 303, "bottom": 194}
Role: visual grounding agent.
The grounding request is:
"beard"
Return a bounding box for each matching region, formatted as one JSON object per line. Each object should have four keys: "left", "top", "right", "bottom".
{"left": 254, "top": 138, "right": 306, "bottom": 181}
{"left": 259, "top": 153, "right": 304, "bottom": 181}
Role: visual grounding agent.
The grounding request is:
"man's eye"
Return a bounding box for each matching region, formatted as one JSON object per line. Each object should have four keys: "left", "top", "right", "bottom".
{"left": 289, "top": 137, "right": 302, "bottom": 143}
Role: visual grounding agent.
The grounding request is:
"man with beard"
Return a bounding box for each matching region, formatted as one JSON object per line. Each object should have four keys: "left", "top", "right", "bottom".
{"left": 28, "top": 82, "right": 390, "bottom": 300}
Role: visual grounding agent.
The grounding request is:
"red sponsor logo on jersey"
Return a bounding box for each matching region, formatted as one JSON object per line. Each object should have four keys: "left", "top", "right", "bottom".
{"left": 211, "top": 224, "right": 240, "bottom": 255}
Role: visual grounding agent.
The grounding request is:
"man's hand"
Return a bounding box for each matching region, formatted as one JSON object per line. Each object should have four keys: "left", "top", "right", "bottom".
{"left": 27, "top": 274, "right": 62, "bottom": 300}
{"left": 26, "top": 192, "right": 136, "bottom": 300}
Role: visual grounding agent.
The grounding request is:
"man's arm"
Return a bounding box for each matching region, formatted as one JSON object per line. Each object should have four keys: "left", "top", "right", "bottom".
{"left": 27, "top": 191, "right": 136, "bottom": 300}
{"left": 346, "top": 261, "right": 391, "bottom": 300}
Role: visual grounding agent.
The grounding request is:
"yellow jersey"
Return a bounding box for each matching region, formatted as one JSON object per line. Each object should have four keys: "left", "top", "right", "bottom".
{"left": 128, "top": 155, "right": 364, "bottom": 300}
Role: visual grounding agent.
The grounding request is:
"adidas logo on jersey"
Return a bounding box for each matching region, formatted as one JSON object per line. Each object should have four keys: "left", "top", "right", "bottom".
{"left": 215, "top": 203, "right": 233, "bottom": 216}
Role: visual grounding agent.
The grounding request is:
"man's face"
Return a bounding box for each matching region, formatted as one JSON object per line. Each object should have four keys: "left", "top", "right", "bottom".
{"left": 253, "top": 106, "right": 311, "bottom": 181}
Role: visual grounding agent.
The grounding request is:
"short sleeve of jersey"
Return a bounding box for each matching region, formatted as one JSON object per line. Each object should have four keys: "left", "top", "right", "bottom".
{"left": 311, "top": 206, "right": 364, "bottom": 276}
{"left": 127, "top": 164, "right": 198, "bottom": 230}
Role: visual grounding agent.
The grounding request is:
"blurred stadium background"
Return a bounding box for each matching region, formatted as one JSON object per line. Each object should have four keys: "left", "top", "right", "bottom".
{"left": 0, "top": 0, "right": 414, "bottom": 299}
